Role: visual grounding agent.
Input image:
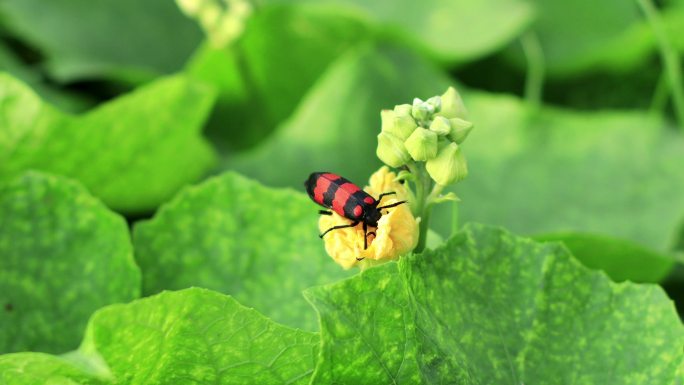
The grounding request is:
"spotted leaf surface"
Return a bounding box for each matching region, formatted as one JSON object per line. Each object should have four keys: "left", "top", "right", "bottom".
{"left": 305, "top": 224, "right": 684, "bottom": 384}
{"left": 0, "top": 171, "right": 140, "bottom": 354}
{"left": 0, "top": 353, "right": 107, "bottom": 385}
{"left": 80, "top": 288, "right": 318, "bottom": 384}
{"left": 133, "top": 172, "right": 351, "bottom": 331}
{"left": 0, "top": 73, "right": 217, "bottom": 212}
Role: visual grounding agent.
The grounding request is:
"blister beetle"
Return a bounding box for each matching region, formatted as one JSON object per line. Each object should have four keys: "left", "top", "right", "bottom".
{"left": 304, "top": 172, "right": 407, "bottom": 255}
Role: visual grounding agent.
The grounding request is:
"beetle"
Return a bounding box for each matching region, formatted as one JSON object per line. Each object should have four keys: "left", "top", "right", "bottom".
{"left": 304, "top": 172, "right": 407, "bottom": 254}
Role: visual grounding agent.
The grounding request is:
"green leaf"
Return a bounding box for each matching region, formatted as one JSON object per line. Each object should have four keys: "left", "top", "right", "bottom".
{"left": 293, "top": 0, "right": 534, "bottom": 62}
{"left": 0, "top": 0, "right": 202, "bottom": 82}
{"left": 227, "top": 43, "right": 450, "bottom": 186}
{"left": 80, "top": 288, "right": 318, "bottom": 384}
{"left": 0, "top": 42, "right": 91, "bottom": 112}
{"left": 535, "top": 232, "right": 676, "bottom": 283}
{"left": 0, "top": 289, "right": 318, "bottom": 384}
{"left": 0, "top": 353, "right": 107, "bottom": 385}
{"left": 0, "top": 73, "right": 217, "bottom": 212}
{"left": 433, "top": 92, "right": 684, "bottom": 254}
{"left": 0, "top": 171, "right": 140, "bottom": 354}
{"left": 187, "top": 4, "right": 368, "bottom": 151}
{"left": 133, "top": 172, "right": 351, "bottom": 331}
{"left": 505, "top": 0, "right": 654, "bottom": 75}
{"left": 305, "top": 224, "right": 684, "bottom": 383}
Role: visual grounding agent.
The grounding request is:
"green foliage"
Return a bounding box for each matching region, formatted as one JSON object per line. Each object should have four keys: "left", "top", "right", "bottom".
{"left": 0, "top": 288, "right": 319, "bottom": 384}
{"left": 1, "top": 0, "right": 682, "bottom": 380}
{"left": 295, "top": 0, "right": 534, "bottom": 62}
{"left": 306, "top": 225, "right": 684, "bottom": 384}
{"left": 504, "top": 0, "right": 653, "bottom": 75}
{"left": 0, "top": 42, "right": 91, "bottom": 112}
{"left": 433, "top": 92, "right": 684, "bottom": 254}
{"left": 228, "top": 43, "right": 449, "bottom": 186}
{"left": 535, "top": 232, "right": 676, "bottom": 283}
{"left": 0, "top": 0, "right": 202, "bottom": 82}
{"left": 0, "top": 73, "right": 217, "bottom": 212}
{"left": 187, "top": 4, "right": 368, "bottom": 150}
{"left": 133, "top": 172, "right": 351, "bottom": 331}
{"left": 81, "top": 288, "right": 318, "bottom": 384}
{"left": 0, "top": 353, "right": 106, "bottom": 385}
{"left": 0, "top": 171, "right": 140, "bottom": 354}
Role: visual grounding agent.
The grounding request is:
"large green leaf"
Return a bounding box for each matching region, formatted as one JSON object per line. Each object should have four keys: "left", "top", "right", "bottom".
{"left": 0, "top": 73, "right": 217, "bottom": 212}
{"left": 227, "top": 43, "right": 450, "bottom": 186}
{"left": 0, "top": 288, "right": 319, "bottom": 384}
{"left": 305, "top": 224, "right": 684, "bottom": 383}
{"left": 81, "top": 288, "right": 318, "bottom": 384}
{"left": 187, "top": 4, "right": 368, "bottom": 151}
{"left": 433, "top": 92, "right": 684, "bottom": 254}
{"left": 0, "top": 0, "right": 202, "bottom": 82}
{"left": 535, "top": 232, "right": 676, "bottom": 283}
{"left": 133, "top": 172, "right": 350, "bottom": 331}
{"left": 0, "top": 353, "right": 107, "bottom": 385}
{"left": 0, "top": 171, "right": 140, "bottom": 354}
{"left": 292, "top": 0, "right": 534, "bottom": 62}
{"left": 504, "top": 0, "right": 654, "bottom": 75}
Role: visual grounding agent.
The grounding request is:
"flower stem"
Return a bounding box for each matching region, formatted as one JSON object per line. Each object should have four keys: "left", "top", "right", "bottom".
{"left": 409, "top": 162, "right": 436, "bottom": 253}
{"left": 416, "top": 207, "right": 431, "bottom": 252}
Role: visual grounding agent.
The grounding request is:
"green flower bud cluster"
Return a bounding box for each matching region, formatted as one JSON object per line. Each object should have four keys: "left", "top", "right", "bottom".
{"left": 177, "top": 0, "right": 252, "bottom": 48}
{"left": 376, "top": 86, "right": 473, "bottom": 186}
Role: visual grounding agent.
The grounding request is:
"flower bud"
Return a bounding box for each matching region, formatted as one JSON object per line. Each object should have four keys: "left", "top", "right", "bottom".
{"left": 426, "top": 96, "right": 441, "bottom": 112}
{"left": 426, "top": 142, "right": 468, "bottom": 185}
{"left": 377, "top": 131, "right": 411, "bottom": 168}
{"left": 429, "top": 116, "right": 451, "bottom": 136}
{"left": 404, "top": 128, "right": 438, "bottom": 161}
{"left": 381, "top": 109, "right": 396, "bottom": 132}
{"left": 394, "top": 104, "right": 413, "bottom": 117}
{"left": 448, "top": 118, "right": 473, "bottom": 144}
{"left": 412, "top": 103, "right": 433, "bottom": 123}
{"left": 438, "top": 87, "right": 467, "bottom": 119}
{"left": 381, "top": 108, "right": 417, "bottom": 140}
{"left": 394, "top": 116, "right": 418, "bottom": 140}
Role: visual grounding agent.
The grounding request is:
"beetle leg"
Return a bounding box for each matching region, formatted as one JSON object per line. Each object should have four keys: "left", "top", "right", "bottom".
{"left": 318, "top": 210, "right": 332, "bottom": 216}
{"left": 319, "top": 221, "right": 359, "bottom": 238}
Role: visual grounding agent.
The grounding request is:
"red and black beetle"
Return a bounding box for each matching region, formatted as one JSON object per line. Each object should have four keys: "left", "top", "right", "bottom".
{"left": 305, "top": 172, "right": 407, "bottom": 253}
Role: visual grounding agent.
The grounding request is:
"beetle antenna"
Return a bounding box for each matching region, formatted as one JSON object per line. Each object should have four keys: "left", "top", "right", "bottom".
{"left": 376, "top": 200, "right": 407, "bottom": 210}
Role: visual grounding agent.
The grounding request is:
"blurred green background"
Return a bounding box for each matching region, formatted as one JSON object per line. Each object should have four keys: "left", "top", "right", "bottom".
{"left": 2, "top": 0, "right": 684, "bottom": 305}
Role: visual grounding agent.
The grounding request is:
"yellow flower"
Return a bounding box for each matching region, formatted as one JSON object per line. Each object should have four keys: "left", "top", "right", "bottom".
{"left": 318, "top": 167, "right": 419, "bottom": 269}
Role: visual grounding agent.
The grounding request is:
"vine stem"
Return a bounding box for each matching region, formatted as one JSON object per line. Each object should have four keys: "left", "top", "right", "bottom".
{"left": 520, "top": 31, "right": 545, "bottom": 111}
{"left": 637, "top": 0, "right": 684, "bottom": 129}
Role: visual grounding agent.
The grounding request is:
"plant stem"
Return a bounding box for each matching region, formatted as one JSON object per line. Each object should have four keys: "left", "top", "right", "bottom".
{"left": 521, "top": 31, "right": 545, "bottom": 111}
{"left": 416, "top": 206, "right": 431, "bottom": 252}
{"left": 409, "top": 163, "right": 434, "bottom": 252}
{"left": 638, "top": 0, "right": 684, "bottom": 129}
